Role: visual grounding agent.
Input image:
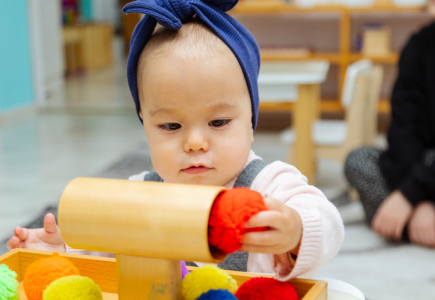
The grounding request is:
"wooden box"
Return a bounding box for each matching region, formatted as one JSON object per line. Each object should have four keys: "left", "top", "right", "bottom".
{"left": 80, "top": 23, "right": 114, "bottom": 71}
{"left": 362, "top": 26, "right": 392, "bottom": 56}
{"left": 0, "top": 249, "right": 327, "bottom": 300}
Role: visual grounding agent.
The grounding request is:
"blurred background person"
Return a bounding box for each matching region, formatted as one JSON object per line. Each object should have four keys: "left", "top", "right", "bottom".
{"left": 345, "top": 11, "right": 435, "bottom": 248}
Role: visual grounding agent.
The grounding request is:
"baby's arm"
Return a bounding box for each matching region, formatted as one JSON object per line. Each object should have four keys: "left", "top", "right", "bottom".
{"left": 245, "top": 161, "right": 344, "bottom": 280}
{"left": 7, "top": 213, "right": 66, "bottom": 252}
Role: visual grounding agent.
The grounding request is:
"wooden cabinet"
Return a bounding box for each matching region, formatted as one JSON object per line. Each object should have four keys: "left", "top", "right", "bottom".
{"left": 63, "top": 23, "right": 114, "bottom": 75}
{"left": 230, "top": 0, "right": 430, "bottom": 114}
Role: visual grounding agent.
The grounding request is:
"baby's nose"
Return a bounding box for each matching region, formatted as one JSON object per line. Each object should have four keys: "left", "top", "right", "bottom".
{"left": 184, "top": 130, "right": 209, "bottom": 153}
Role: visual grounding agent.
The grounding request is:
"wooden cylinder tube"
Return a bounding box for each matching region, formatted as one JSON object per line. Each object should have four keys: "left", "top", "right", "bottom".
{"left": 58, "top": 178, "right": 227, "bottom": 300}
{"left": 58, "top": 177, "right": 226, "bottom": 262}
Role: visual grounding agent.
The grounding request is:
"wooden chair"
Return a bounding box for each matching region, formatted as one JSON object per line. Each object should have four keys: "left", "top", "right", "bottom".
{"left": 314, "top": 61, "right": 372, "bottom": 164}
{"left": 280, "top": 59, "right": 374, "bottom": 165}
{"left": 363, "top": 65, "right": 384, "bottom": 145}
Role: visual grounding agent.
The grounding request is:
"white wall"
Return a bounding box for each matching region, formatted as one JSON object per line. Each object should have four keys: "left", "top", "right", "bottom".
{"left": 29, "top": 0, "right": 65, "bottom": 106}
{"left": 92, "top": 0, "right": 120, "bottom": 29}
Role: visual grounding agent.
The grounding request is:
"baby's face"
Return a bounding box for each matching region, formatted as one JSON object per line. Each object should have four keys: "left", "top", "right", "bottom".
{"left": 139, "top": 49, "right": 254, "bottom": 186}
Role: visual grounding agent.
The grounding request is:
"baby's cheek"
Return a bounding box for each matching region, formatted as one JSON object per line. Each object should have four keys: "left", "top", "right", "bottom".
{"left": 215, "top": 135, "right": 250, "bottom": 174}
{"left": 149, "top": 144, "right": 175, "bottom": 178}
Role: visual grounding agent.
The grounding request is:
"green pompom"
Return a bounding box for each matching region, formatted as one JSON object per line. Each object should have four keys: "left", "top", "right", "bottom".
{"left": 43, "top": 275, "right": 103, "bottom": 300}
{"left": 0, "top": 264, "right": 19, "bottom": 300}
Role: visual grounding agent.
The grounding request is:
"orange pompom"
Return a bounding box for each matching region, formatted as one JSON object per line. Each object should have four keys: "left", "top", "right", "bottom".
{"left": 208, "top": 188, "right": 268, "bottom": 253}
{"left": 23, "top": 253, "right": 80, "bottom": 300}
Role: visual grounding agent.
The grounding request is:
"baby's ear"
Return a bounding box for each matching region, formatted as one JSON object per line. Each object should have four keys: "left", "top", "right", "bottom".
{"left": 251, "top": 128, "right": 254, "bottom": 143}
{"left": 139, "top": 111, "right": 143, "bottom": 119}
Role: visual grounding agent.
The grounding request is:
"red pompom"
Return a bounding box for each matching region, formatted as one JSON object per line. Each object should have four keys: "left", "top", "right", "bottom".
{"left": 208, "top": 187, "right": 268, "bottom": 253}
{"left": 235, "top": 277, "right": 300, "bottom": 300}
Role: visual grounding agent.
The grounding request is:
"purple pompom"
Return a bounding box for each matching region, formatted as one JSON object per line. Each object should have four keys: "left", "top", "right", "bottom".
{"left": 181, "top": 261, "right": 190, "bottom": 280}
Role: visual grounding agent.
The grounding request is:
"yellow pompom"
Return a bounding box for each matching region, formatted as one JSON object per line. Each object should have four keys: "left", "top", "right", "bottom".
{"left": 182, "top": 265, "right": 237, "bottom": 300}
{"left": 43, "top": 276, "right": 102, "bottom": 300}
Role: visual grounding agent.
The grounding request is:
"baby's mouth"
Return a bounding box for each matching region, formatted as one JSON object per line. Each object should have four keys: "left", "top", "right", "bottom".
{"left": 181, "top": 165, "right": 213, "bottom": 175}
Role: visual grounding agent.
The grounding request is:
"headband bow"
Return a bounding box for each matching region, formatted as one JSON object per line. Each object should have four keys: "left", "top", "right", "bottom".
{"left": 123, "top": 0, "right": 261, "bottom": 129}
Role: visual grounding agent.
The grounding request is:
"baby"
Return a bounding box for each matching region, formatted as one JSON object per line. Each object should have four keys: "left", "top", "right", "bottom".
{"left": 7, "top": 0, "right": 344, "bottom": 281}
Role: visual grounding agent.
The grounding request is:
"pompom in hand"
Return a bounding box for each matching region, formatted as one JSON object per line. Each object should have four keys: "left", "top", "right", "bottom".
{"left": 208, "top": 188, "right": 268, "bottom": 253}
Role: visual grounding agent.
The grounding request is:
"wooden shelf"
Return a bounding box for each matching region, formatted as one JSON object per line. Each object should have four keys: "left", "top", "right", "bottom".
{"left": 233, "top": 0, "right": 420, "bottom": 103}
{"left": 350, "top": 52, "right": 399, "bottom": 64}
{"left": 261, "top": 51, "right": 341, "bottom": 63}
{"left": 259, "top": 98, "right": 391, "bottom": 113}
{"left": 345, "top": 3, "right": 427, "bottom": 13}
{"left": 259, "top": 100, "right": 345, "bottom": 113}
{"left": 231, "top": 1, "right": 426, "bottom": 15}
{"left": 259, "top": 51, "right": 399, "bottom": 64}
{"left": 231, "top": 2, "right": 343, "bottom": 14}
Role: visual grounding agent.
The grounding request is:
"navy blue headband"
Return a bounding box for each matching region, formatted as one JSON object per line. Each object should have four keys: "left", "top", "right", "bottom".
{"left": 123, "top": 0, "right": 261, "bottom": 129}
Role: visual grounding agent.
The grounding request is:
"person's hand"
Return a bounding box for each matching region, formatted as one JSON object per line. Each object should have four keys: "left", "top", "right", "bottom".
{"left": 372, "top": 190, "right": 413, "bottom": 241}
{"left": 408, "top": 201, "right": 435, "bottom": 248}
{"left": 241, "top": 198, "right": 302, "bottom": 255}
{"left": 7, "top": 213, "right": 66, "bottom": 252}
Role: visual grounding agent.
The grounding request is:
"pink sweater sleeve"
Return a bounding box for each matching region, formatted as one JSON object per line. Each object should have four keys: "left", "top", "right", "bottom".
{"left": 248, "top": 161, "right": 344, "bottom": 281}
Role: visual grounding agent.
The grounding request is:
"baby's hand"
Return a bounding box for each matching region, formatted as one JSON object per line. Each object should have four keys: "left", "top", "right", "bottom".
{"left": 241, "top": 198, "right": 302, "bottom": 255}
{"left": 7, "top": 213, "right": 66, "bottom": 252}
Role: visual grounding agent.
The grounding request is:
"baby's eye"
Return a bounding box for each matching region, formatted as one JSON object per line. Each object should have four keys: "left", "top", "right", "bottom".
{"left": 159, "top": 123, "right": 181, "bottom": 131}
{"left": 209, "top": 119, "right": 230, "bottom": 128}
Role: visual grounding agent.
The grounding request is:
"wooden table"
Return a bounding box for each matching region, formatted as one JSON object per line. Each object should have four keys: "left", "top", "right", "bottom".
{"left": 258, "top": 61, "right": 330, "bottom": 184}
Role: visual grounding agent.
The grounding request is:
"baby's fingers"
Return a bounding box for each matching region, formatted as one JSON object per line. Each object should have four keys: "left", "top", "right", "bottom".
{"left": 240, "top": 243, "right": 289, "bottom": 254}
{"left": 7, "top": 226, "right": 29, "bottom": 250}
{"left": 7, "top": 236, "right": 22, "bottom": 251}
{"left": 242, "top": 230, "right": 281, "bottom": 247}
{"left": 14, "top": 226, "right": 29, "bottom": 241}
{"left": 246, "top": 211, "right": 284, "bottom": 229}
{"left": 44, "top": 213, "right": 58, "bottom": 233}
{"left": 262, "top": 197, "right": 285, "bottom": 212}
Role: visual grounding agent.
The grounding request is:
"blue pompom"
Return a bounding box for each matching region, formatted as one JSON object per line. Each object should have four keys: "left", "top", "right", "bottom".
{"left": 197, "top": 289, "right": 238, "bottom": 300}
